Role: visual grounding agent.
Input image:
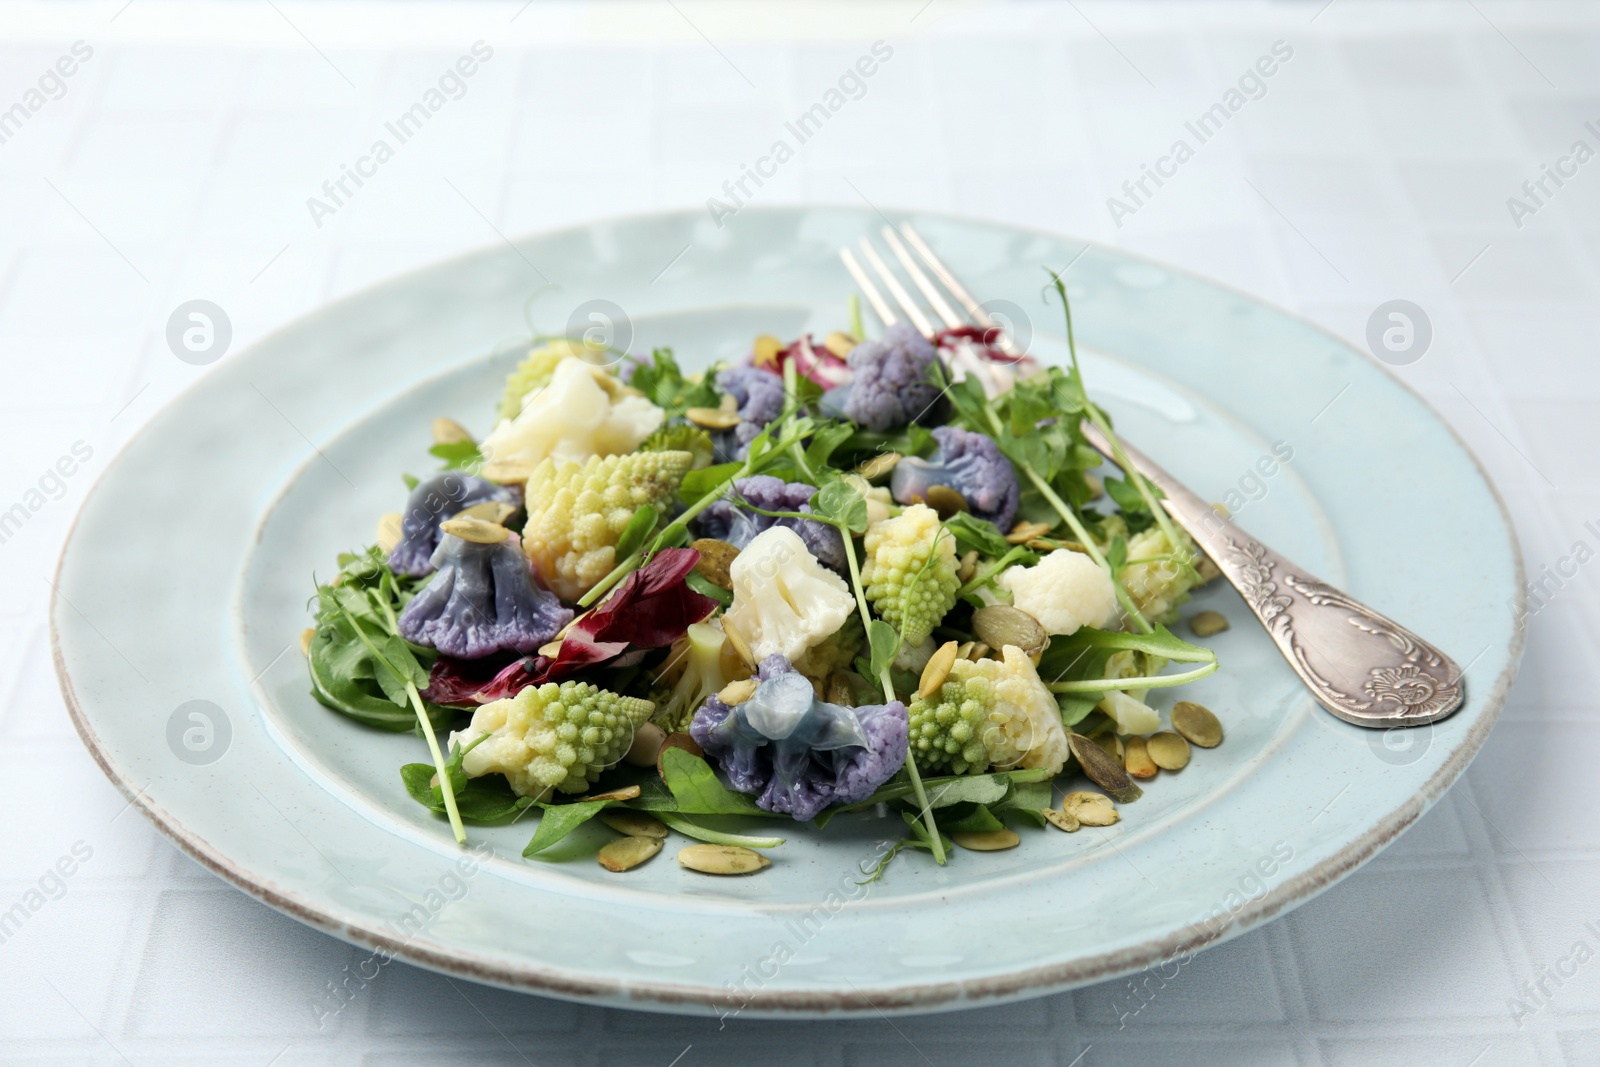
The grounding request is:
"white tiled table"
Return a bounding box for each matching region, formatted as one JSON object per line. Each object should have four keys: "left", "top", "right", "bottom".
{"left": 3, "top": 3, "right": 1597, "bottom": 1064}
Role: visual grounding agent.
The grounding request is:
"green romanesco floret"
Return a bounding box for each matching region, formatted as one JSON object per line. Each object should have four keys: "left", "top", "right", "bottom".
{"left": 907, "top": 646, "right": 1070, "bottom": 776}
{"left": 521, "top": 449, "right": 692, "bottom": 601}
{"left": 862, "top": 503, "right": 959, "bottom": 648}
{"left": 639, "top": 422, "right": 716, "bottom": 469}
{"left": 1121, "top": 525, "right": 1201, "bottom": 625}
{"left": 452, "top": 680, "right": 655, "bottom": 799}
{"left": 498, "top": 339, "right": 596, "bottom": 421}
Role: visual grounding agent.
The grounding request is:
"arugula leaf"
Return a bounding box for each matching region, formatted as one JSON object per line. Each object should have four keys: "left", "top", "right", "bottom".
{"left": 627, "top": 348, "right": 720, "bottom": 412}
{"left": 684, "top": 570, "right": 732, "bottom": 608}
{"left": 679, "top": 461, "right": 743, "bottom": 507}
{"left": 1056, "top": 694, "right": 1100, "bottom": 728}
{"left": 944, "top": 805, "right": 1005, "bottom": 833}
{"left": 1102, "top": 474, "right": 1148, "bottom": 516}
{"left": 429, "top": 440, "right": 483, "bottom": 472}
{"left": 655, "top": 811, "right": 784, "bottom": 848}
{"left": 993, "top": 778, "right": 1052, "bottom": 828}
{"left": 943, "top": 512, "right": 1012, "bottom": 559}
{"left": 524, "top": 798, "right": 614, "bottom": 856}
{"left": 659, "top": 747, "right": 769, "bottom": 816}
{"left": 400, "top": 764, "right": 535, "bottom": 823}
{"left": 801, "top": 421, "right": 857, "bottom": 476}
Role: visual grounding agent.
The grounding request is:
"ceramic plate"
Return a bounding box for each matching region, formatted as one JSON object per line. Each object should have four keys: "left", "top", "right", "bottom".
{"left": 54, "top": 207, "right": 1523, "bottom": 1017}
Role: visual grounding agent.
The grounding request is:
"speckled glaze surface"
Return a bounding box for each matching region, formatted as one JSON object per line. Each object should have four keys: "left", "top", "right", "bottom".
{"left": 53, "top": 207, "right": 1523, "bottom": 1017}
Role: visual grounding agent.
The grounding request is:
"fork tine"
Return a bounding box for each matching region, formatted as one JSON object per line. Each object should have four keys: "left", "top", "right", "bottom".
{"left": 856, "top": 237, "right": 935, "bottom": 336}
{"left": 881, "top": 226, "right": 962, "bottom": 330}
{"left": 839, "top": 248, "right": 897, "bottom": 329}
{"left": 899, "top": 223, "right": 1020, "bottom": 357}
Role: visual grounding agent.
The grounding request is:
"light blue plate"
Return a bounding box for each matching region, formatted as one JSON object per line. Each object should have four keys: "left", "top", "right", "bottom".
{"left": 54, "top": 207, "right": 1523, "bottom": 1017}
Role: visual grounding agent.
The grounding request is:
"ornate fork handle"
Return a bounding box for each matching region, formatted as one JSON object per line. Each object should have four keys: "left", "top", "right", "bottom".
{"left": 1081, "top": 423, "right": 1464, "bottom": 728}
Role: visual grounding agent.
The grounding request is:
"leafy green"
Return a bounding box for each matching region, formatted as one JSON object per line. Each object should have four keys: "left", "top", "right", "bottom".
{"left": 400, "top": 764, "right": 535, "bottom": 823}
{"left": 943, "top": 512, "right": 1012, "bottom": 559}
{"left": 658, "top": 747, "right": 769, "bottom": 816}
{"left": 678, "top": 461, "right": 743, "bottom": 507}
{"left": 866, "top": 619, "right": 901, "bottom": 683}
{"left": 615, "top": 504, "right": 660, "bottom": 561}
{"left": 429, "top": 440, "right": 483, "bottom": 472}
{"left": 810, "top": 477, "right": 869, "bottom": 534}
{"left": 627, "top": 348, "right": 719, "bottom": 412}
{"left": 944, "top": 805, "right": 1005, "bottom": 833}
{"left": 993, "top": 778, "right": 1052, "bottom": 828}
{"left": 524, "top": 798, "right": 615, "bottom": 856}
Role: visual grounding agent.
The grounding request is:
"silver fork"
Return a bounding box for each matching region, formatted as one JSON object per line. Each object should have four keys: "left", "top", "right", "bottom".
{"left": 843, "top": 224, "right": 1464, "bottom": 730}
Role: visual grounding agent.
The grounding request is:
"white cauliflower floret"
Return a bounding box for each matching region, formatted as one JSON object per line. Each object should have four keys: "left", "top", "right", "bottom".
{"left": 998, "top": 549, "right": 1118, "bottom": 636}
{"left": 723, "top": 527, "right": 856, "bottom": 665}
{"left": 481, "top": 356, "right": 664, "bottom": 470}
{"left": 1098, "top": 689, "right": 1161, "bottom": 736}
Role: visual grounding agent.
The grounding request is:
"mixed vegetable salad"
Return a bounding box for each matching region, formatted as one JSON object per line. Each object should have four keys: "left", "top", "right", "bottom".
{"left": 304, "top": 281, "right": 1228, "bottom": 878}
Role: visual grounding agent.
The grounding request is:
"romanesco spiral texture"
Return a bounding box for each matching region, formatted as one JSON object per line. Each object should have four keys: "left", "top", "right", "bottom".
{"left": 498, "top": 339, "right": 591, "bottom": 420}
{"left": 793, "top": 612, "right": 864, "bottom": 681}
{"left": 1121, "top": 525, "right": 1201, "bottom": 625}
{"left": 455, "top": 680, "right": 655, "bottom": 798}
{"left": 907, "top": 646, "right": 1070, "bottom": 776}
{"left": 521, "top": 450, "right": 692, "bottom": 600}
{"left": 862, "top": 503, "right": 959, "bottom": 648}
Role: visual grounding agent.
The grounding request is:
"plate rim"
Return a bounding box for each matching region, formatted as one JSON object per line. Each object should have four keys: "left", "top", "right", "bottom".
{"left": 52, "top": 203, "right": 1527, "bottom": 1015}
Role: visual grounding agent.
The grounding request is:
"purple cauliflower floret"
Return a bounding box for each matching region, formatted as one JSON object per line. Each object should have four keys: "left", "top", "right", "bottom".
{"left": 690, "top": 655, "right": 908, "bottom": 822}
{"left": 691, "top": 475, "right": 846, "bottom": 571}
{"left": 891, "top": 426, "right": 1020, "bottom": 531}
{"left": 388, "top": 472, "right": 522, "bottom": 577}
{"left": 842, "top": 323, "right": 944, "bottom": 432}
{"left": 714, "top": 365, "right": 786, "bottom": 459}
{"left": 397, "top": 530, "right": 572, "bottom": 659}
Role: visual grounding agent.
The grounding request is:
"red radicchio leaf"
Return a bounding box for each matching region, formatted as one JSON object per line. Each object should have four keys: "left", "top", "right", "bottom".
{"left": 758, "top": 334, "right": 852, "bottom": 387}
{"left": 431, "top": 548, "right": 717, "bottom": 702}
{"left": 934, "top": 324, "right": 1026, "bottom": 367}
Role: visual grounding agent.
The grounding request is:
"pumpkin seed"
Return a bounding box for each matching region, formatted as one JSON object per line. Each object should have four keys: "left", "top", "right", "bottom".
{"left": 822, "top": 331, "right": 857, "bottom": 359}
{"left": 584, "top": 784, "right": 641, "bottom": 803}
{"left": 1211, "top": 501, "right": 1231, "bottom": 519}
{"left": 656, "top": 733, "right": 705, "bottom": 780}
{"left": 924, "top": 484, "right": 969, "bottom": 520}
{"left": 972, "top": 605, "right": 1047, "bottom": 656}
{"left": 1189, "top": 610, "right": 1230, "bottom": 638}
{"left": 752, "top": 333, "right": 784, "bottom": 369}
{"left": 1042, "top": 807, "right": 1081, "bottom": 832}
{"left": 689, "top": 539, "right": 739, "bottom": 590}
{"left": 1093, "top": 732, "right": 1124, "bottom": 762}
{"left": 1067, "top": 733, "right": 1143, "bottom": 803}
{"left": 479, "top": 460, "right": 536, "bottom": 484}
{"left": 1196, "top": 556, "right": 1222, "bottom": 584}
{"left": 599, "top": 809, "right": 669, "bottom": 839}
{"left": 718, "top": 678, "right": 759, "bottom": 705}
{"left": 1123, "top": 736, "right": 1158, "bottom": 779}
{"left": 1062, "top": 791, "right": 1119, "bottom": 826}
{"left": 826, "top": 673, "right": 854, "bottom": 706}
{"left": 918, "top": 641, "right": 960, "bottom": 699}
{"left": 432, "top": 417, "right": 474, "bottom": 445}
{"left": 686, "top": 407, "right": 741, "bottom": 430}
{"left": 719, "top": 393, "right": 740, "bottom": 413}
{"left": 952, "top": 828, "right": 1020, "bottom": 852}
{"left": 1171, "top": 702, "right": 1223, "bottom": 748}
{"left": 624, "top": 723, "right": 665, "bottom": 767}
{"left": 1006, "top": 520, "right": 1054, "bottom": 544}
{"left": 455, "top": 500, "right": 518, "bottom": 526}
{"left": 299, "top": 627, "right": 315, "bottom": 656}
{"left": 956, "top": 641, "right": 975, "bottom": 661}
{"left": 957, "top": 549, "right": 979, "bottom": 584}
{"left": 857, "top": 451, "right": 902, "bottom": 481}
{"left": 439, "top": 517, "right": 508, "bottom": 544}
{"left": 376, "top": 512, "right": 404, "bottom": 553}
{"left": 721, "top": 619, "right": 755, "bottom": 667}
{"left": 1147, "top": 731, "right": 1191, "bottom": 771}
{"left": 598, "top": 835, "right": 662, "bottom": 872}
{"left": 677, "top": 844, "right": 770, "bottom": 875}
{"left": 968, "top": 642, "right": 991, "bottom": 662}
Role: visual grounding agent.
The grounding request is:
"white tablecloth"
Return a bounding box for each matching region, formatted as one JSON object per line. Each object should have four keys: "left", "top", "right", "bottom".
{"left": 3, "top": 2, "right": 1597, "bottom": 1063}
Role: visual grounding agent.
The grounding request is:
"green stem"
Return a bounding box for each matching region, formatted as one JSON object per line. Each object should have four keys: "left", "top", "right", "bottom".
{"left": 782, "top": 357, "right": 818, "bottom": 482}
{"left": 956, "top": 545, "right": 1033, "bottom": 599}
{"left": 1047, "top": 660, "right": 1218, "bottom": 693}
{"left": 838, "top": 532, "right": 945, "bottom": 865}
{"left": 407, "top": 679, "right": 467, "bottom": 843}
{"left": 849, "top": 293, "right": 864, "bottom": 341}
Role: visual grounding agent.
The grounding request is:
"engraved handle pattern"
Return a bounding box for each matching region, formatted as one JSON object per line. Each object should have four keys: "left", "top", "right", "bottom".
{"left": 1082, "top": 424, "right": 1464, "bottom": 728}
